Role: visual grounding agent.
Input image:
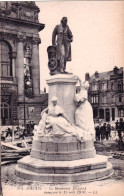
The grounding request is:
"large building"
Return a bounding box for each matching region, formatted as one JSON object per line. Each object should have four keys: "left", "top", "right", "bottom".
{"left": 86, "top": 66, "right": 124, "bottom": 124}
{"left": 0, "top": 2, "right": 48, "bottom": 126}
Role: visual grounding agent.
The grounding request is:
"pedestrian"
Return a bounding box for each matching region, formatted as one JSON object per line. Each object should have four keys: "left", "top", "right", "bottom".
{"left": 95, "top": 125, "right": 100, "bottom": 141}
{"left": 6, "top": 128, "right": 12, "bottom": 138}
{"left": 106, "top": 123, "right": 110, "bottom": 140}
{"left": 115, "top": 120, "right": 119, "bottom": 130}
{"left": 1, "top": 130, "right": 7, "bottom": 141}
{"left": 118, "top": 118, "right": 124, "bottom": 150}
{"left": 100, "top": 125, "right": 104, "bottom": 140}
{"left": 118, "top": 118, "right": 124, "bottom": 140}
{"left": 103, "top": 123, "right": 107, "bottom": 140}
{"left": 107, "top": 123, "right": 111, "bottom": 140}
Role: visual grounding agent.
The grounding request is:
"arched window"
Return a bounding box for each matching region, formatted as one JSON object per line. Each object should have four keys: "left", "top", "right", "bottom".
{"left": 0, "top": 40, "right": 12, "bottom": 77}
{"left": 105, "top": 108, "right": 110, "bottom": 122}
{"left": 93, "top": 108, "right": 98, "bottom": 118}
{"left": 99, "top": 109, "right": 104, "bottom": 119}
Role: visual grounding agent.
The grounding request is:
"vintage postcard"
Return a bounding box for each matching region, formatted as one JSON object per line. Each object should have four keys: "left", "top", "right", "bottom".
{"left": 0, "top": 1, "right": 124, "bottom": 196}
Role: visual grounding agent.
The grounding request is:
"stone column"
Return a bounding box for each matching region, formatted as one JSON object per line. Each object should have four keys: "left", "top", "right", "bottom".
{"left": 46, "top": 74, "right": 78, "bottom": 123}
{"left": 16, "top": 36, "right": 24, "bottom": 96}
{"left": 32, "top": 38, "right": 41, "bottom": 96}
{"left": 12, "top": 52, "right": 17, "bottom": 78}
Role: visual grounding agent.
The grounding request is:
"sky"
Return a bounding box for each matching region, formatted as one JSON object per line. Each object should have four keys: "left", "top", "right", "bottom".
{"left": 36, "top": 1, "right": 124, "bottom": 91}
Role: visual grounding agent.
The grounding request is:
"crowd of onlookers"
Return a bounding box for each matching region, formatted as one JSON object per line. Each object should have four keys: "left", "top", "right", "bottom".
{"left": 1, "top": 121, "right": 35, "bottom": 141}
{"left": 95, "top": 118, "right": 124, "bottom": 141}
{"left": 95, "top": 123, "right": 111, "bottom": 141}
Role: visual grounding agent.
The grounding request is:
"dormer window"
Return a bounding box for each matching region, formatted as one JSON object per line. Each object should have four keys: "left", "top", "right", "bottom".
{"left": 102, "top": 82, "right": 106, "bottom": 90}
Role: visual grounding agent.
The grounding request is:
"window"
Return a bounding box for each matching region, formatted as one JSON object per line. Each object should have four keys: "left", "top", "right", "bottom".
{"left": 92, "top": 84, "right": 97, "bottom": 91}
{"left": 0, "top": 41, "right": 12, "bottom": 77}
{"left": 119, "top": 95, "right": 122, "bottom": 102}
{"left": 112, "top": 108, "right": 115, "bottom": 121}
{"left": 1, "top": 102, "right": 11, "bottom": 120}
{"left": 99, "top": 109, "right": 104, "bottom": 119}
{"left": 102, "top": 95, "right": 107, "bottom": 103}
{"left": 91, "top": 95, "right": 98, "bottom": 104}
{"left": 118, "top": 82, "right": 123, "bottom": 92}
{"left": 105, "top": 108, "right": 110, "bottom": 122}
{"left": 112, "top": 95, "right": 115, "bottom": 103}
{"left": 111, "top": 83, "right": 114, "bottom": 90}
{"left": 118, "top": 109, "right": 124, "bottom": 117}
{"left": 93, "top": 108, "right": 98, "bottom": 118}
{"left": 102, "top": 83, "right": 106, "bottom": 90}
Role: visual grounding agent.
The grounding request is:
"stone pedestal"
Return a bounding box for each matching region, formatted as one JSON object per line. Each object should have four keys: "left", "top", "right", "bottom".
{"left": 30, "top": 136, "right": 96, "bottom": 161}
{"left": 15, "top": 135, "right": 113, "bottom": 183}
{"left": 15, "top": 74, "right": 113, "bottom": 183}
{"left": 46, "top": 74, "right": 78, "bottom": 123}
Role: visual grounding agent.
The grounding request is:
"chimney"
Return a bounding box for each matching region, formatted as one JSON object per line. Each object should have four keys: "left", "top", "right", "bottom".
{"left": 95, "top": 71, "right": 99, "bottom": 78}
{"left": 113, "top": 66, "right": 118, "bottom": 74}
{"left": 85, "top": 73, "right": 90, "bottom": 81}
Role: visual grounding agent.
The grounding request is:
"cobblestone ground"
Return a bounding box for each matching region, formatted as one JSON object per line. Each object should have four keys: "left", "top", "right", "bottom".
{"left": 1, "top": 157, "right": 124, "bottom": 196}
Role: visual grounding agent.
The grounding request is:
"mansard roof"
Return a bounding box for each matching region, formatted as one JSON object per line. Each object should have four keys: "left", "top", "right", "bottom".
{"left": 89, "top": 67, "right": 123, "bottom": 82}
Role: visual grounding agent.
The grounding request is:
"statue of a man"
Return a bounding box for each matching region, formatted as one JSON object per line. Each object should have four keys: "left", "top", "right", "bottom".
{"left": 52, "top": 17, "right": 73, "bottom": 73}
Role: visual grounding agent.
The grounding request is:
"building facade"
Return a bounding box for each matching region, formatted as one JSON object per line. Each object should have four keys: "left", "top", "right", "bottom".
{"left": 86, "top": 66, "right": 124, "bottom": 124}
{"left": 0, "top": 2, "right": 48, "bottom": 126}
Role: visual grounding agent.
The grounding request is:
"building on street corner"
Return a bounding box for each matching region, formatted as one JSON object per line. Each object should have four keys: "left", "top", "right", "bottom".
{"left": 85, "top": 66, "right": 124, "bottom": 124}
{"left": 0, "top": 2, "right": 48, "bottom": 126}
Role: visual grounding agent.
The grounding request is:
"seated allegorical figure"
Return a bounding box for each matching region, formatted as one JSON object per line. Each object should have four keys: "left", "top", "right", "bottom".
{"left": 34, "top": 96, "right": 84, "bottom": 141}
{"left": 34, "top": 78, "right": 95, "bottom": 141}
{"left": 74, "top": 76, "right": 95, "bottom": 140}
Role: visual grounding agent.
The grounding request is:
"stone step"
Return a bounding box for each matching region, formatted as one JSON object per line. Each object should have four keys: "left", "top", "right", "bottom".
{"left": 17, "top": 155, "right": 108, "bottom": 174}
{"left": 15, "top": 161, "right": 113, "bottom": 183}
{"left": 31, "top": 148, "right": 96, "bottom": 161}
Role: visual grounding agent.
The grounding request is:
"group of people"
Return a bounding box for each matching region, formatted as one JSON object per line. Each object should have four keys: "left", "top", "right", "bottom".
{"left": 95, "top": 123, "right": 111, "bottom": 141}
{"left": 1, "top": 121, "right": 35, "bottom": 141}
{"left": 95, "top": 118, "right": 124, "bottom": 142}
{"left": 115, "top": 119, "right": 124, "bottom": 141}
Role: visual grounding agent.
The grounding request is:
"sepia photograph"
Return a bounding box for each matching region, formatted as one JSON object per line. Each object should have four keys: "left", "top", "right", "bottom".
{"left": 0, "top": 1, "right": 124, "bottom": 196}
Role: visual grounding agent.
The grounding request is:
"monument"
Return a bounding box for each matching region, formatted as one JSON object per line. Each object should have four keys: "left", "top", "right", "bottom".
{"left": 47, "top": 17, "right": 73, "bottom": 75}
{"left": 15, "top": 17, "right": 113, "bottom": 183}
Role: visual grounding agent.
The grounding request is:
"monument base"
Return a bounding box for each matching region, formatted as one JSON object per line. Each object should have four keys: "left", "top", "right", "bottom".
{"left": 15, "top": 155, "right": 113, "bottom": 183}
{"left": 15, "top": 74, "right": 113, "bottom": 183}
{"left": 15, "top": 135, "right": 113, "bottom": 183}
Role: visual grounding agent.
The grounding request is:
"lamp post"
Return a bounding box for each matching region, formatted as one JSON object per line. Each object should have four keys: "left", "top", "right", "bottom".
{"left": 12, "top": 120, "right": 15, "bottom": 142}
{"left": 24, "top": 76, "right": 26, "bottom": 129}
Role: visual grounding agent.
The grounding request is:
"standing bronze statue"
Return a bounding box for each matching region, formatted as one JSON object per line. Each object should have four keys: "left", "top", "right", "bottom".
{"left": 52, "top": 17, "right": 73, "bottom": 73}
{"left": 47, "top": 17, "right": 73, "bottom": 75}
